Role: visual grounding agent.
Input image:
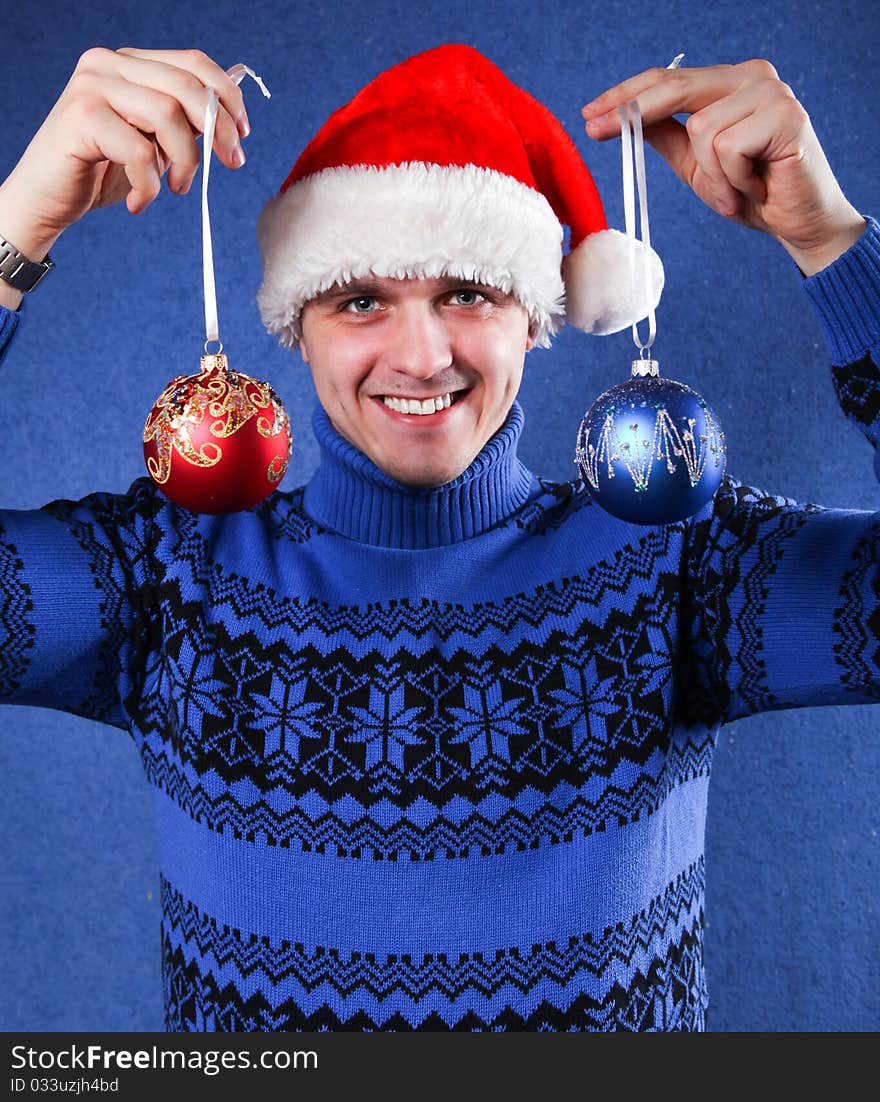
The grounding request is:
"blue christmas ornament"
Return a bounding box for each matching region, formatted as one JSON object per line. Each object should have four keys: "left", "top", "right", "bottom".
{"left": 575, "top": 354, "right": 726, "bottom": 525}
{"left": 574, "top": 86, "right": 728, "bottom": 525}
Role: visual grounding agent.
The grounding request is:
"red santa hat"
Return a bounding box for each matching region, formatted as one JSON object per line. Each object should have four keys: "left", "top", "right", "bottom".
{"left": 256, "top": 42, "right": 663, "bottom": 351}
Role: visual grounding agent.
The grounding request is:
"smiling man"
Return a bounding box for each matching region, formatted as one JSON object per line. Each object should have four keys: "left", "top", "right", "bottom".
{"left": 0, "top": 40, "right": 877, "bottom": 1034}
{"left": 297, "top": 274, "right": 535, "bottom": 487}
{"left": 254, "top": 45, "right": 668, "bottom": 501}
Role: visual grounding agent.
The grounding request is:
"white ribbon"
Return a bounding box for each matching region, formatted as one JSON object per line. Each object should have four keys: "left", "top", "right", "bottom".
{"left": 617, "top": 53, "right": 683, "bottom": 356}
{"left": 618, "top": 99, "right": 655, "bottom": 353}
{"left": 201, "top": 63, "right": 272, "bottom": 353}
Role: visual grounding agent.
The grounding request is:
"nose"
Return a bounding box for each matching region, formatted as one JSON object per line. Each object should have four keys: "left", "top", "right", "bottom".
{"left": 375, "top": 301, "right": 454, "bottom": 380}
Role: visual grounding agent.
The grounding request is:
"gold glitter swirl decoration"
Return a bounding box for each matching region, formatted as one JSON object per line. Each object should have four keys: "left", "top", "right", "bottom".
{"left": 578, "top": 401, "right": 725, "bottom": 494}
{"left": 143, "top": 373, "right": 222, "bottom": 484}
{"left": 267, "top": 453, "right": 288, "bottom": 483}
{"left": 243, "top": 376, "right": 292, "bottom": 482}
{"left": 243, "top": 377, "right": 288, "bottom": 441}
{"left": 266, "top": 392, "right": 292, "bottom": 483}
{"left": 142, "top": 354, "right": 291, "bottom": 485}
{"left": 235, "top": 376, "right": 294, "bottom": 484}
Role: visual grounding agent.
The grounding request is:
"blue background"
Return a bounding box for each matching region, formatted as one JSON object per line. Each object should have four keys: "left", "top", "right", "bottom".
{"left": 1, "top": 0, "right": 878, "bottom": 1031}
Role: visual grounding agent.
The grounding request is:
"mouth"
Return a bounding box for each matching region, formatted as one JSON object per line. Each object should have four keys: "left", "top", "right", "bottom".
{"left": 371, "top": 388, "right": 471, "bottom": 423}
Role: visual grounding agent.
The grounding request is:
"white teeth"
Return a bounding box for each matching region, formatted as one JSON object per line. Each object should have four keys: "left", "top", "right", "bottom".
{"left": 382, "top": 391, "right": 457, "bottom": 414}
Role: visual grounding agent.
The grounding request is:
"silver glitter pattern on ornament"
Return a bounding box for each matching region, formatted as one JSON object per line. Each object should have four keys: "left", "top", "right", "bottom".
{"left": 575, "top": 353, "right": 727, "bottom": 524}
{"left": 575, "top": 357, "right": 726, "bottom": 495}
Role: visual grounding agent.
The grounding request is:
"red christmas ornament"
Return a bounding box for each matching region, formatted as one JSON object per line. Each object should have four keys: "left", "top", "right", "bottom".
{"left": 143, "top": 349, "right": 292, "bottom": 514}
{"left": 141, "top": 67, "right": 285, "bottom": 514}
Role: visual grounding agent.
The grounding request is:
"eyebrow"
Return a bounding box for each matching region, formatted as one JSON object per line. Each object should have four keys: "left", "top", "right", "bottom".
{"left": 310, "top": 276, "right": 500, "bottom": 306}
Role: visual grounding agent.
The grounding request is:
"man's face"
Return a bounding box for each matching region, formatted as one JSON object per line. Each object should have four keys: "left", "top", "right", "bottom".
{"left": 298, "top": 275, "right": 535, "bottom": 488}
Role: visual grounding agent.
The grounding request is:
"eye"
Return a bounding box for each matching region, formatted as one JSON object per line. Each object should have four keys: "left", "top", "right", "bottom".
{"left": 452, "top": 289, "right": 488, "bottom": 306}
{"left": 341, "top": 295, "right": 379, "bottom": 314}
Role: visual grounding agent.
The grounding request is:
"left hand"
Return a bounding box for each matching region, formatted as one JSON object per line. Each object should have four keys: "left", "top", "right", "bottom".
{"left": 581, "top": 59, "right": 866, "bottom": 274}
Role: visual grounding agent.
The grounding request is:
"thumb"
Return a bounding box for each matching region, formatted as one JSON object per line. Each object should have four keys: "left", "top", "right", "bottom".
{"left": 135, "top": 130, "right": 170, "bottom": 178}
{"left": 640, "top": 116, "right": 694, "bottom": 185}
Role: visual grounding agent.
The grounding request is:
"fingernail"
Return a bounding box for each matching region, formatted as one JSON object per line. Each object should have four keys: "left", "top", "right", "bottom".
{"left": 237, "top": 113, "right": 250, "bottom": 139}
{"left": 233, "top": 144, "right": 246, "bottom": 167}
{"left": 582, "top": 100, "right": 599, "bottom": 117}
{"left": 587, "top": 111, "right": 615, "bottom": 133}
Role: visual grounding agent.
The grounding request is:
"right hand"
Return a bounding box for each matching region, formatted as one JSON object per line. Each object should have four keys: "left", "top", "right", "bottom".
{"left": 0, "top": 46, "right": 250, "bottom": 255}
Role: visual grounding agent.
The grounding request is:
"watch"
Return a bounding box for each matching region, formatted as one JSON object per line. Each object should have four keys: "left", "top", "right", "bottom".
{"left": 0, "top": 232, "right": 55, "bottom": 293}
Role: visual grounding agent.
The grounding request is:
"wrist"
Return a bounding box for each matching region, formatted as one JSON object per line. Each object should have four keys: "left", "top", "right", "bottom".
{"left": 0, "top": 205, "right": 62, "bottom": 264}
{"left": 777, "top": 208, "right": 867, "bottom": 276}
{"left": 0, "top": 183, "right": 62, "bottom": 310}
{"left": 0, "top": 277, "right": 22, "bottom": 312}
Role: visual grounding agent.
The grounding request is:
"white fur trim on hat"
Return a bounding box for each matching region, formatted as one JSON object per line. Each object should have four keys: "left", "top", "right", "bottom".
{"left": 562, "top": 228, "right": 665, "bottom": 336}
{"left": 256, "top": 162, "right": 566, "bottom": 350}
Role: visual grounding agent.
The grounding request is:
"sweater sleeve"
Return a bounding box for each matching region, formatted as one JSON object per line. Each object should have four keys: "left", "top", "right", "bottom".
{"left": 0, "top": 302, "right": 160, "bottom": 732}
{"left": 679, "top": 215, "right": 880, "bottom": 726}
{"left": 0, "top": 300, "right": 23, "bottom": 367}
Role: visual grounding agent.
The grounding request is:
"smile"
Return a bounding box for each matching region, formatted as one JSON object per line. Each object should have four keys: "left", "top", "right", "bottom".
{"left": 381, "top": 392, "right": 460, "bottom": 416}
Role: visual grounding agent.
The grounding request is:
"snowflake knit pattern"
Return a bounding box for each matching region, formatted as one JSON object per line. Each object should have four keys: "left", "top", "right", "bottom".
{"left": 2, "top": 217, "right": 880, "bottom": 1031}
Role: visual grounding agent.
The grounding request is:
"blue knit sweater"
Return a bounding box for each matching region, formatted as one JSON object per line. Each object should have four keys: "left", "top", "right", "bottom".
{"left": 2, "top": 219, "right": 880, "bottom": 1032}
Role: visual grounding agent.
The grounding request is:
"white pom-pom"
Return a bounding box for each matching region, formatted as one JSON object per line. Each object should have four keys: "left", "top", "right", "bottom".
{"left": 561, "top": 228, "right": 664, "bottom": 336}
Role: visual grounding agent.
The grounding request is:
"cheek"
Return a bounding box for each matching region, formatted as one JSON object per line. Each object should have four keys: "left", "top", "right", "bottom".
{"left": 310, "top": 336, "right": 375, "bottom": 409}
{"left": 470, "top": 319, "right": 529, "bottom": 377}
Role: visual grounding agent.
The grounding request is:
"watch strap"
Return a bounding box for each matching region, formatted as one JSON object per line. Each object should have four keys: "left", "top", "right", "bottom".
{"left": 0, "top": 233, "right": 55, "bottom": 293}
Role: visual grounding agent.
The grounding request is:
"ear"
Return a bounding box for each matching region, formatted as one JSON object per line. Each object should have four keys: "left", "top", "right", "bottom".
{"left": 298, "top": 336, "right": 309, "bottom": 364}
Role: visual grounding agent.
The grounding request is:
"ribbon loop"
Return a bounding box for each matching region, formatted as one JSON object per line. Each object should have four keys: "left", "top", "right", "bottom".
{"left": 201, "top": 64, "right": 272, "bottom": 348}
{"left": 617, "top": 53, "right": 682, "bottom": 356}
{"left": 618, "top": 99, "right": 655, "bottom": 353}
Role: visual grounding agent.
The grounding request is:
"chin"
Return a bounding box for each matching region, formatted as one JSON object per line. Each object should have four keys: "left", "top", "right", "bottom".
{"left": 380, "top": 457, "right": 464, "bottom": 489}
{"left": 391, "top": 467, "right": 458, "bottom": 489}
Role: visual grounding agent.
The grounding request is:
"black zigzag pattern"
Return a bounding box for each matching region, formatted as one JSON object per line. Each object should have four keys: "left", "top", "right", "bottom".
{"left": 159, "top": 508, "right": 682, "bottom": 643}
{"left": 136, "top": 730, "right": 714, "bottom": 857}
{"left": 833, "top": 518, "right": 880, "bottom": 697}
{"left": 514, "top": 478, "right": 593, "bottom": 536}
{"left": 831, "top": 354, "right": 880, "bottom": 437}
{"left": 0, "top": 522, "right": 34, "bottom": 697}
{"left": 680, "top": 475, "right": 824, "bottom": 726}
{"left": 129, "top": 580, "right": 686, "bottom": 816}
{"left": 160, "top": 858, "right": 704, "bottom": 998}
{"left": 41, "top": 483, "right": 160, "bottom": 724}
{"left": 258, "top": 485, "right": 330, "bottom": 544}
{"left": 160, "top": 864, "right": 706, "bottom": 1032}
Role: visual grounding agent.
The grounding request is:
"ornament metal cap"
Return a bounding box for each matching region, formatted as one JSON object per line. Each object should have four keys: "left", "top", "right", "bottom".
{"left": 631, "top": 356, "right": 660, "bottom": 378}
{"left": 200, "top": 351, "right": 229, "bottom": 374}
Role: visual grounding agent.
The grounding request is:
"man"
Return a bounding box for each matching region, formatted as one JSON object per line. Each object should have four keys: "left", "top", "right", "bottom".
{"left": 0, "top": 43, "right": 875, "bottom": 1031}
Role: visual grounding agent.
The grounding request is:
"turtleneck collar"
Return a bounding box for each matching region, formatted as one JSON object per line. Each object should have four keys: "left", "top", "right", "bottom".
{"left": 302, "top": 399, "right": 535, "bottom": 549}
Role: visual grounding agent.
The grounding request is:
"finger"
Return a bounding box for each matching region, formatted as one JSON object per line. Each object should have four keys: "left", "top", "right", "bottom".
{"left": 638, "top": 115, "right": 739, "bottom": 216}
{"left": 711, "top": 84, "right": 808, "bottom": 180}
{"left": 638, "top": 116, "right": 694, "bottom": 183}
{"left": 582, "top": 59, "right": 778, "bottom": 137}
{"left": 685, "top": 94, "right": 762, "bottom": 214}
{"left": 76, "top": 46, "right": 245, "bottom": 168}
{"left": 713, "top": 115, "right": 769, "bottom": 207}
{"left": 76, "top": 101, "right": 165, "bottom": 214}
{"left": 582, "top": 63, "right": 737, "bottom": 127}
{"left": 114, "top": 47, "right": 250, "bottom": 138}
{"left": 684, "top": 80, "right": 804, "bottom": 211}
{"left": 690, "top": 90, "right": 771, "bottom": 207}
{"left": 74, "top": 72, "right": 204, "bottom": 193}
